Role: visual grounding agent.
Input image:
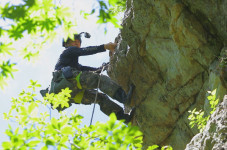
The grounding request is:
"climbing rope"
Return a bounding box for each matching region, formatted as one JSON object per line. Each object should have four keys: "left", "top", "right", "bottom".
{"left": 89, "top": 65, "right": 106, "bottom": 126}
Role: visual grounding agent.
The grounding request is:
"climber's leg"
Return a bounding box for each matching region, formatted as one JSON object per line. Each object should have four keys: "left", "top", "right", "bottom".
{"left": 79, "top": 89, "right": 134, "bottom": 123}
{"left": 79, "top": 72, "right": 119, "bottom": 98}
{"left": 81, "top": 89, "right": 123, "bottom": 115}
{"left": 79, "top": 71, "right": 134, "bottom": 104}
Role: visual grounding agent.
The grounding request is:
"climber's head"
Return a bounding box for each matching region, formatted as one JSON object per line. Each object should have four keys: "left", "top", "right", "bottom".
{"left": 63, "top": 34, "right": 82, "bottom": 48}
{"left": 62, "top": 32, "right": 91, "bottom": 48}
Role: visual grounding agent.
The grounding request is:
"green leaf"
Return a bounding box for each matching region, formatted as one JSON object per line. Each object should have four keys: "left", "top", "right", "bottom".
{"left": 41, "top": 146, "right": 48, "bottom": 150}
{"left": 147, "top": 145, "right": 159, "bottom": 150}
{"left": 20, "top": 106, "right": 28, "bottom": 116}
{"left": 50, "top": 88, "right": 71, "bottom": 109}
{"left": 109, "top": 113, "right": 117, "bottom": 122}
{"left": 51, "top": 118, "right": 58, "bottom": 129}
{"left": 24, "top": 0, "right": 36, "bottom": 7}
{"left": 0, "top": 60, "right": 18, "bottom": 78}
{"left": 45, "top": 139, "right": 55, "bottom": 146}
{"left": 161, "top": 145, "right": 173, "bottom": 150}
{"left": 28, "top": 102, "right": 38, "bottom": 114}
{"left": 2, "top": 141, "right": 13, "bottom": 149}
{"left": 91, "top": 9, "right": 95, "bottom": 14}
{"left": 211, "top": 89, "right": 216, "bottom": 96}
{"left": 0, "top": 42, "right": 15, "bottom": 55}
{"left": 61, "top": 126, "right": 74, "bottom": 135}
{"left": 27, "top": 140, "right": 40, "bottom": 147}
{"left": 207, "top": 95, "right": 213, "bottom": 101}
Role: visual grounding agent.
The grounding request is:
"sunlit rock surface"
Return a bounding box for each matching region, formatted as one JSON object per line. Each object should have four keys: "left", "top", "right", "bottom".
{"left": 108, "top": 0, "right": 227, "bottom": 149}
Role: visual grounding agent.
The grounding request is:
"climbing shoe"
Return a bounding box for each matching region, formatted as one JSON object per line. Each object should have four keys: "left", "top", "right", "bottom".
{"left": 40, "top": 87, "right": 49, "bottom": 97}
{"left": 113, "top": 84, "right": 135, "bottom": 105}
{"left": 124, "top": 84, "right": 135, "bottom": 113}
{"left": 116, "top": 107, "right": 136, "bottom": 124}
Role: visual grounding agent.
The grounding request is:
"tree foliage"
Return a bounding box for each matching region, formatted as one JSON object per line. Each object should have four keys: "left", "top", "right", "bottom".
{"left": 95, "top": 0, "right": 126, "bottom": 27}
{"left": 0, "top": 0, "right": 126, "bottom": 89}
{"left": 188, "top": 89, "right": 219, "bottom": 132}
{"left": 3, "top": 81, "right": 173, "bottom": 149}
{"left": 3, "top": 81, "right": 144, "bottom": 149}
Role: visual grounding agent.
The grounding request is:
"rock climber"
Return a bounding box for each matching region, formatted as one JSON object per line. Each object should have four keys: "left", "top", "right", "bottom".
{"left": 40, "top": 32, "right": 134, "bottom": 123}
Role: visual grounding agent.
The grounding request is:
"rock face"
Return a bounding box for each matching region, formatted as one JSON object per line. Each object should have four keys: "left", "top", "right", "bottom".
{"left": 108, "top": 0, "right": 227, "bottom": 149}
{"left": 185, "top": 95, "right": 227, "bottom": 150}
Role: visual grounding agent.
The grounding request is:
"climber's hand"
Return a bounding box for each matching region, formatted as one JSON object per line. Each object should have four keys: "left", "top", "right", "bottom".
{"left": 102, "top": 62, "right": 109, "bottom": 71}
{"left": 104, "top": 42, "right": 117, "bottom": 52}
{"left": 94, "top": 68, "right": 102, "bottom": 74}
{"left": 93, "top": 63, "right": 109, "bottom": 73}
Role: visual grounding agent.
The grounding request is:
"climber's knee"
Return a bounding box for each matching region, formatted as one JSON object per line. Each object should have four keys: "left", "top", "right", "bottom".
{"left": 113, "top": 87, "right": 127, "bottom": 104}
{"left": 113, "top": 84, "right": 135, "bottom": 104}
{"left": 79, "top": 71, "right": 99, "bottom": 89}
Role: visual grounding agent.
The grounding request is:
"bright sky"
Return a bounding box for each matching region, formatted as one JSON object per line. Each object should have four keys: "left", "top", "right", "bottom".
{"left": 0, "top": 0, "right": 123, "bottom": 145}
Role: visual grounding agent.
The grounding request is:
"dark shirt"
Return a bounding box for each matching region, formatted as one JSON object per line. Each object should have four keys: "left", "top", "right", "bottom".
{"left": 55, "top": 45, "right": 106, "bottom": 71}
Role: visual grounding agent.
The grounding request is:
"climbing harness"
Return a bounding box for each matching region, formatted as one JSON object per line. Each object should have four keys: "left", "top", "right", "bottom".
{"left": 89, "top": 65, "right": 105, "bottom": 126}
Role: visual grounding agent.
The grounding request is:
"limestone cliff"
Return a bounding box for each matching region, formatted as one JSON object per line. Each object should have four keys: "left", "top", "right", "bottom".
{"left": 107, "top": 0, "right": 227, "bottom": 149}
